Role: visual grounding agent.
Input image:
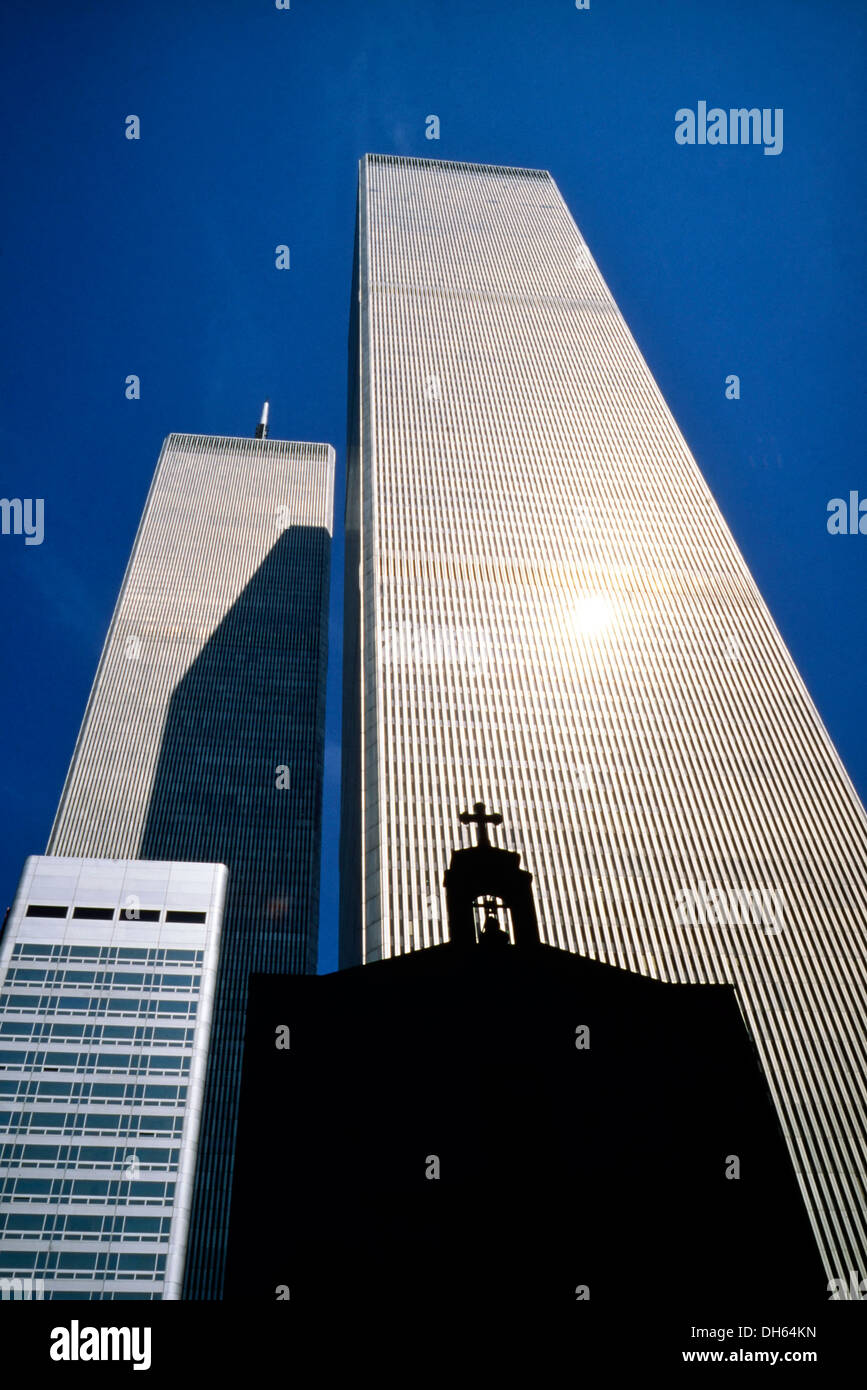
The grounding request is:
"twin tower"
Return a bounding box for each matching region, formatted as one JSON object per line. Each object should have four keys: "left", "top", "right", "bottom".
{"left": 1, "top": 155, "right": 866, "bottom": 1302}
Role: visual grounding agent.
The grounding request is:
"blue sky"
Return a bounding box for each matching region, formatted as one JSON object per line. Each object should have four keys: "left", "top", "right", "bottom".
{"left": 0, "top": 0, "right": 864, "bottom": 974}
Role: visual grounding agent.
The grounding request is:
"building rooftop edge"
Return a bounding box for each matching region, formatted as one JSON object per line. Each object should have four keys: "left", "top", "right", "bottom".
{"left": 163, "top": 433, "right": 336, "bottom": 454}
{"left": 362, "top": 152, "right": 552, "bottom": 178}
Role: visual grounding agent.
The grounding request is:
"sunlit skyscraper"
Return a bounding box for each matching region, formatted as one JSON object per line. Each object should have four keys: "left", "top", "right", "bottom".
{"left": 340, "top": 153, "right": 867, "bottom": 1290}
{"left": 0, "top": 425, "right": 334, "bottom": 1299}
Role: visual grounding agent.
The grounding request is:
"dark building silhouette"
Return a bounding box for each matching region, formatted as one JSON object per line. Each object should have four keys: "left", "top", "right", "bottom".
{"left": 227, "top": 808, "right": 824, "bottom": 1309}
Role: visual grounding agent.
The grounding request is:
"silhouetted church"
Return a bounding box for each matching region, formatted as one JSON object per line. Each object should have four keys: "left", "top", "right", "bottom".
{"left": 225, "top": 806, "right": 824, "bottom": 1309}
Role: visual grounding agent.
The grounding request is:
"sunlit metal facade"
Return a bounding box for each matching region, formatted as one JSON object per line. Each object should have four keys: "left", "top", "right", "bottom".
{"left": 46, "top": 431, "right": 335, "bottom": 1297}
{"left": 340, "top": 153, "right": 867, "bottom": 1291}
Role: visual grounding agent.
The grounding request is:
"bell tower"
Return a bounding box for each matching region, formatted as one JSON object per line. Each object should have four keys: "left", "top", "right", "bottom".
{"left": 443, "top": 802, "right": 541, "bottom": 951}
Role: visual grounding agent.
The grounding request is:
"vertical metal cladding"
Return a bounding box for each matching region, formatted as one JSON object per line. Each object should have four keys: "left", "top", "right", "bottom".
{"left": 48, "top": 432, "right": 334, "bottom": 1297}
{"left": 341, "top": 154, "right": 867, "bottom": 1290}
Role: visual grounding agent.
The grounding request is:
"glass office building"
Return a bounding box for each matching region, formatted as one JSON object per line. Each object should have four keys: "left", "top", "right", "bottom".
{"left": 34, "top": 429, "right": 334, "bottom": 1298}
{"left": 0, "top": 855, "right": 225, "bottom": 1300}
{"left": 340, "top": 154, "right": 867, "bottom": 1290}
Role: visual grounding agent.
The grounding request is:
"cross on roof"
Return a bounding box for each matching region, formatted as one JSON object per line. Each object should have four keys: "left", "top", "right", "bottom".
{"left": 459, "top": 801, "right": 503, "bottom": 849}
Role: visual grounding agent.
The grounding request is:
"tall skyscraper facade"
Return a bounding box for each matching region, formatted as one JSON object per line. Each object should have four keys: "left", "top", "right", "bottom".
{"left": 340, "top": 154, "right": 867, "bottom": 1289}
{"left": 43, "top": 428, "right": 334, "bottom": 1296}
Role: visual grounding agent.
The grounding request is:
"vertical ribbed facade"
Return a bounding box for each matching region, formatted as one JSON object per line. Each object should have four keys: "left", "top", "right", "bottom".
{"left": 340, "top": 154, "right": 867, "bottom": 1290}
{"left": 48, "top": 431, "right": 334, "bottom": 1297}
